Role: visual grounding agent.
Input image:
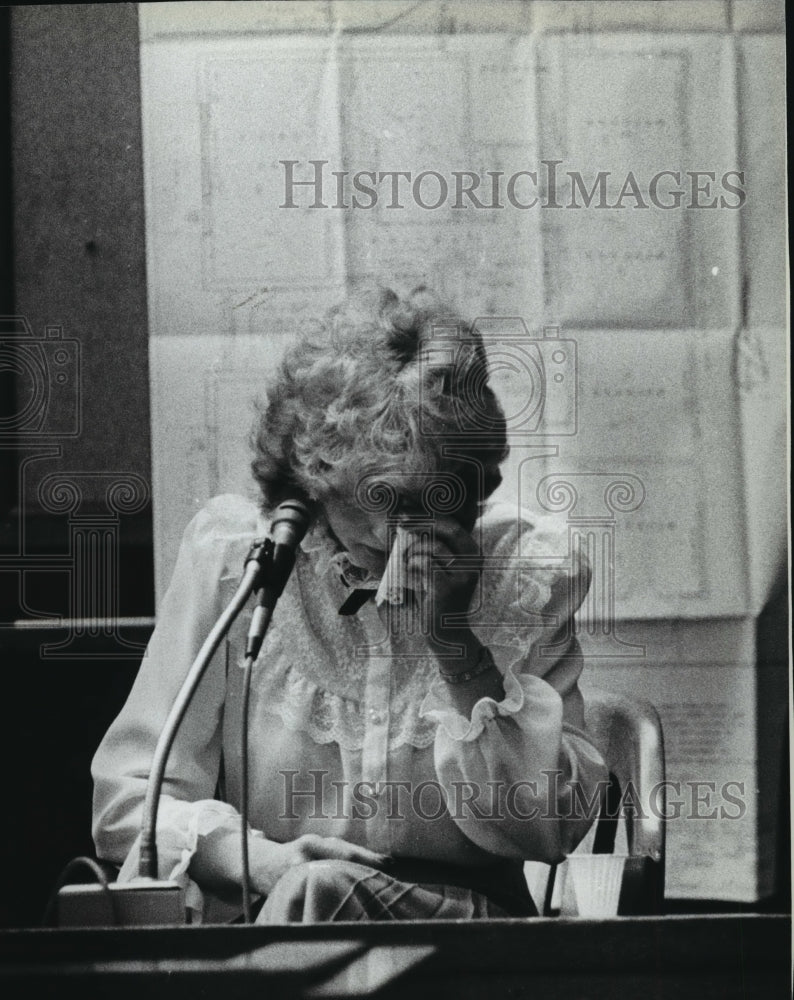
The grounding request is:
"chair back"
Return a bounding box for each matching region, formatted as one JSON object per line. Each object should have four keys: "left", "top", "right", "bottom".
{"left": 582, "top": 687, "right": 666, "bottom": 914}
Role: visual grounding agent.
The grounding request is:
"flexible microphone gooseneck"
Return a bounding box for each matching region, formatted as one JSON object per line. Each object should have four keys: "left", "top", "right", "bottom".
{"left": 245, "top": 500, "right": 313, "bottom": 660}
{"left": 240, "top": 499, "right": 312, "bottom": 921}
{"left": 138, "top": 499, "right": 313, "bottom": 892}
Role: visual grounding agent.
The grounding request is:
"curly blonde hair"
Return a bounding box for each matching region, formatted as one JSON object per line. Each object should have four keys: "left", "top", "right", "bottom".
{"left": 250, "top": 285, "right": 508, "bottom": 526}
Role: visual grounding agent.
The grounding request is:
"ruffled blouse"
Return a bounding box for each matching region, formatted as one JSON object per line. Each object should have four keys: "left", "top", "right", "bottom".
{"left": 91, "top": 494, "right": 608, "bottom": 920}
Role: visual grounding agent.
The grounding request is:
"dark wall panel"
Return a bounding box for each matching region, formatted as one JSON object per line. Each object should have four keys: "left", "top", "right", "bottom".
{"left": 10, "top": 2, "right": 151, "bottom": 501}
{"left": 2, "top": 4, "right": 153, "bottom": 927}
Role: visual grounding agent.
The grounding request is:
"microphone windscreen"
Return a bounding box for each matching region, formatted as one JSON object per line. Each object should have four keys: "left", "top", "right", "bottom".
{"left": 269, "top": 499, "right": 313, "bottom": 548}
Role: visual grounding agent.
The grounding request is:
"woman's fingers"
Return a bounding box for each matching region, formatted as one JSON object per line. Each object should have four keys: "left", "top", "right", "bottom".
{"left": 339, "top": 843, "right": 392, "bottom": 869}
{"left": 402, "top": 524, "right": 481, "bottom": 590}
{"left": 293, "top": 834, "right": 390, "bottom": 869}
{"left": 402, "top": 518, "right": 478, "bottom": 561}
{"left": 400, "top": 515, "right": 479, "bottom": 558}
{"left": 320, "top": 837, "right": 390, "bottom": 867}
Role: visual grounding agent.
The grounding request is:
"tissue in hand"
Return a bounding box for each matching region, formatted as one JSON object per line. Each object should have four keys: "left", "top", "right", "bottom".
{"left": 375, "top": 526, "right": 426, "bottom": 606}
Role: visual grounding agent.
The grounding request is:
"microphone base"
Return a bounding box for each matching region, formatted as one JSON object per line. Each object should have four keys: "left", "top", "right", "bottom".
{"left": 57, "top": 879, "right": 187, "bottom": 927}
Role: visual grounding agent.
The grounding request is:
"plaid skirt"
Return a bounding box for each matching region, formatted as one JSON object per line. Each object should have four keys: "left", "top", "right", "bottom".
{"left": 255, "top": 858, "right": 537, "bottom": 923}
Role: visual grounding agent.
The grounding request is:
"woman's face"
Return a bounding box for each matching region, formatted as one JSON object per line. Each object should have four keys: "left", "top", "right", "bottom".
{"left": 323, "top": 496, "right": 390, "bottom": 575}
{"left": 322, "top": 480, "right": 480, "bottom": 575}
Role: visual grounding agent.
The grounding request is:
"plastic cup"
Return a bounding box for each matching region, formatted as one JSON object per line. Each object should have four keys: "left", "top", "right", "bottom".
{"left": 559, "top": 854, "right": 627, "bottom": 918}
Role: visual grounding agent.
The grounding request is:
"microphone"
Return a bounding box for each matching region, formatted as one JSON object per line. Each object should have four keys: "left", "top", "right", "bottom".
{"left": 245, "top": 499, "right": 313, "bottom": 659}
{"left": 132, "top": 499, "right": 313, "bottom": 897}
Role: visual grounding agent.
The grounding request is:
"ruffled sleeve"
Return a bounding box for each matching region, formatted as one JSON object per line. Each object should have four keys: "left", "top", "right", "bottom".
{"left": 90, "top": 494, "right": 261, "bottom": 919}
{"left": 419, "top": 506, "right": 609, "bottom": 864}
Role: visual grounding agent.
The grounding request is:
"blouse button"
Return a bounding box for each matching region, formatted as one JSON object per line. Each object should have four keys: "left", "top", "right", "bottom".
{"left": 368, "top": 708, "right": 385, "bottom": 725}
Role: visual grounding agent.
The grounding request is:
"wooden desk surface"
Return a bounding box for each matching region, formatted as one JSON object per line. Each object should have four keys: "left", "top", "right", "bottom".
{"left": 1, "top": 914, "right": 790, "bottom": 999}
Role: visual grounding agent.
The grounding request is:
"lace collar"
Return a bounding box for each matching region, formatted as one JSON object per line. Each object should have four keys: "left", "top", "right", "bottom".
{"left": 299, "top": 512, "right": 381, "bottom": 590}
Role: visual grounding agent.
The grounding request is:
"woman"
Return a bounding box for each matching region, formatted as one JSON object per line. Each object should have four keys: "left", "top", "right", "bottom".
{"left": 92, "top": 285, "right": 607, "bottom": 923}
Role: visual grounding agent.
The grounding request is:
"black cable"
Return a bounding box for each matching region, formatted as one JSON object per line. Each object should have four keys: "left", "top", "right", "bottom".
{"left": 240, "top": 652, "right": 255, "bottom": 923}
{"left": 41, "top": 856, "right": 114, "bottom": 927}
{"left": 542, "top": 864, "right": 558, "bottom": 917}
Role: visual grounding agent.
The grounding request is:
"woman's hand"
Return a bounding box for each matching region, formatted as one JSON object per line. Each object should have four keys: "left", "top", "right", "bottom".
{"left": 401, "top": 514, "right": 482, "bottom": 651}
{"left": 249, "top": 834, "right": 391, "bottom": 896}
{"left": 400, "top": 515, "right": 506, "bottom": 709}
